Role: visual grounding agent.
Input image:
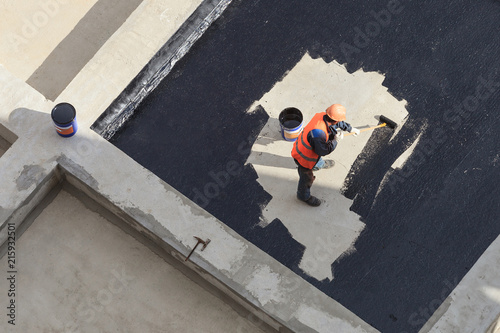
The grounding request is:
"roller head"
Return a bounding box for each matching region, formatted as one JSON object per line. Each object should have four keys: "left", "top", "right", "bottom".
{"left": 379, "top": 115, "right": 398, "bottom": 129}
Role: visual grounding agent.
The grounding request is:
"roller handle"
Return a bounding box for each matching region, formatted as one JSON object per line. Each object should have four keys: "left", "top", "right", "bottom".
{"left": 344, "top": 123, "right": 387, "bottom": 136}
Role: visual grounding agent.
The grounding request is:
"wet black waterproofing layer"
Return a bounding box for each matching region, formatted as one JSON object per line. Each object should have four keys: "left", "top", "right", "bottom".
{"left": 102, "top": 1, "right": 500, "bottom": 331}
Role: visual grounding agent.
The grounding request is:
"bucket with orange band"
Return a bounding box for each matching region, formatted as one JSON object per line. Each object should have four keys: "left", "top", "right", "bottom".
{"left": 279, "top": 107, "right": 303, "bottom": 142}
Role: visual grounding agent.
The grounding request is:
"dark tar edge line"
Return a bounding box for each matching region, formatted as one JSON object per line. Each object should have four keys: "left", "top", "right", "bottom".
{"left": 91, "top": 0, "right": 234, "bottom": 140}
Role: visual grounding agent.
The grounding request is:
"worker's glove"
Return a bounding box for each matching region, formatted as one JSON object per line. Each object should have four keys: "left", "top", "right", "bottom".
{"left": 334, "top": 130, "right": 344, "bottom": 142}
{"left": 351, "top": 127, "right": 361, "bottom": 136}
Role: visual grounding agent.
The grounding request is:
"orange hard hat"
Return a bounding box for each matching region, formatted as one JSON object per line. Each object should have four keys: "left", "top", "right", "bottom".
{"left": 326, "top": 104, "right": 346, "bottom": 122}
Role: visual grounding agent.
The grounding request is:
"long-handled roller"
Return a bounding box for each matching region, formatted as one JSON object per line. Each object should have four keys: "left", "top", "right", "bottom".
{"left": 344, "top": 115, "right": 398, "bottom": 136}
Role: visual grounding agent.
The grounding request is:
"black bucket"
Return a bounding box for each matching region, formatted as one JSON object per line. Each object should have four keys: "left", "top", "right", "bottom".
{"left": 278, "top": 107, "right": 304, "bottom": 141}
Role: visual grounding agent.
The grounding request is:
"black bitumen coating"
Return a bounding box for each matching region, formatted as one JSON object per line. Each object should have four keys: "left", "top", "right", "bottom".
{"left": 107, "top": 1, "right": 500, "bottom": 332}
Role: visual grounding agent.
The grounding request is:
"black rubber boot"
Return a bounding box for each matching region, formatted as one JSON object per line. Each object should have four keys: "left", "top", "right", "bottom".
{"left": 302, "top": 196, "right": 321, "bottom": 207}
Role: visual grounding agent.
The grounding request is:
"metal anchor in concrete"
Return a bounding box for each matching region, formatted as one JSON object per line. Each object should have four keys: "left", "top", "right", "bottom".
{"left": 185, "top": 236, "right": 211, "bottom": 262}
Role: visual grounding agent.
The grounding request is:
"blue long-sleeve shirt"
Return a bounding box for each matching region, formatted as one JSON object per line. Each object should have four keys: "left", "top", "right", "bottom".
{"left": 307, "top": 116, "right": 352, "bottom": 156}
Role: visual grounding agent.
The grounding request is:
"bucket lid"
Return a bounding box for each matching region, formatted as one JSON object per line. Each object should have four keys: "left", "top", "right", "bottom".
{"left": 51, "top": 103, "right": 76, "bottom": 125}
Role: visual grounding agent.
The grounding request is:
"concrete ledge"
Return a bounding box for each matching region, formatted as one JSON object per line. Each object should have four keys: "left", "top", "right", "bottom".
{"left": 56, "top": 159, "right": 376, "bottom": 332}
{"left": 55, "top": 158, "right": 304, "bottom": 333}
{"left": 60, "top": 164, "right": 282, "bottom": 333}
{"left": 0, "top": 149, "right": 377, "bottom": 332}
{"left": 1, "top": 158, "right": 280, "bottom": 332}
{"left": 0, "top": 166, "right": 62, "bottom": 258}
{"left": 0, "top": 122, "right": 18, "bottom": 147}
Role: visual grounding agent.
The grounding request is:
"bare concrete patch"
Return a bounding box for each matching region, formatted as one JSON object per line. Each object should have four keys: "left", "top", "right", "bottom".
{"left": 247, "top": 53, "right": 408, "bottom": 281}
{"left": 295, "top": 304, "right": 371, "bottom": 333}
{"left": 244, "top": 265, "right": 285, "bottom": 307}
{"left": 391, "top": 129, "right": 424, "bottom": 169}
{"left": 15, "top": 165, "right": 46, "bottom": 191}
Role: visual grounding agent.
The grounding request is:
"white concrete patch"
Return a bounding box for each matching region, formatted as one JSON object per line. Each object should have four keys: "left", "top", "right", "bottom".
{"left": 295, "top": 304, "right": 372, "bottom": 333}
{"left": 244, "top": 265, "right": 284, "bottom": 306}
{"left": 247, "top": 53, "right": 408, "bottom": 281}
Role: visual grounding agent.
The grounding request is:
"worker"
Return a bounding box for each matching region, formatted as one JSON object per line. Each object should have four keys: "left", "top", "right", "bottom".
{"left": 291, "top": 104, "right": 360, "bottom": 207}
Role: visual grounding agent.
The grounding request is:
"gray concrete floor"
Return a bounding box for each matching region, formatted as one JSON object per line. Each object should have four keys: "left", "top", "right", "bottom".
{"left": 0, "top": 190, "right": 266, "bottom": 332}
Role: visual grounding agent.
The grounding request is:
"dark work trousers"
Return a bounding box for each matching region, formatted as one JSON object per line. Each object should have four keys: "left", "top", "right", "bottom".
{"left": 294, "top": 159, "right": 315, "bottom": 201}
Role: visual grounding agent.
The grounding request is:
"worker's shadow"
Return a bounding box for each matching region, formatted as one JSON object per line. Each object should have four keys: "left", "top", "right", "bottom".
{"left": 247, "top": 117, "right": 298, "bottom": 170}
{"left": 249, "top": 150, "right": 297, "bottom": 169}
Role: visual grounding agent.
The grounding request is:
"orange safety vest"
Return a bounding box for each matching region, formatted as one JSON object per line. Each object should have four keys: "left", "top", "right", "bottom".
{"left": 291, "top": 112, "right": 329, "bottom": 169}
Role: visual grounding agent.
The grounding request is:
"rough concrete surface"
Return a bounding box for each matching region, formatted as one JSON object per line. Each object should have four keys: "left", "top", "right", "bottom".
{"left": 0, "top": 189, "right": 267, "bottom": 332}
